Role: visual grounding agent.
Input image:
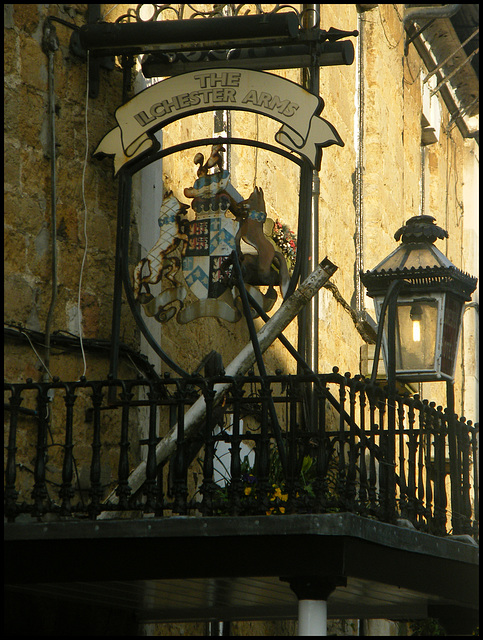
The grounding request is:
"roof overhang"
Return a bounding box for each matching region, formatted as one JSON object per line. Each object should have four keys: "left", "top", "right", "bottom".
{"left": 5, "top": 513, "right": 479, "bottom": 632}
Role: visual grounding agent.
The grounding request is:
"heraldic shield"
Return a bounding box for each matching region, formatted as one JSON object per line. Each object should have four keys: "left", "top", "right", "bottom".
{"left": 179, "top": 164, "right": 241, "bottom": 324}
{"left": 133, "top": 144, "right": 290, "bottom": 324}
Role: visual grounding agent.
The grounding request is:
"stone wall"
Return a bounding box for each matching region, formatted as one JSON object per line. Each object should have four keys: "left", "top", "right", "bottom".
{"left": 5, "top": 3, "right": 477, "bottom": 407}
{"left": 5, "top": 4, "right": 142, "bottom": 508}
{"left": 4, "top": 3, "right": 477, "bottom": 636}
{"left": 4, "top": 4, "right": 138, "bottom": 382}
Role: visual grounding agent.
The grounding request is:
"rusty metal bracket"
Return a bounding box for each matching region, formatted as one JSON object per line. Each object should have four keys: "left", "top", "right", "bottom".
{"left": 69, "top": 4, "right": 115, "bottom": 99}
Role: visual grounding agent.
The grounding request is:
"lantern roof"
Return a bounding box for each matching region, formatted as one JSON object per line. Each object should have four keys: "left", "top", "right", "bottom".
{"left": 361, "top": 216, "right": 477, "bottom": 301}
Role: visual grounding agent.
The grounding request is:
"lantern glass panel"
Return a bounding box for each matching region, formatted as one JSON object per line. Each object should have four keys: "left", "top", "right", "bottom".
{"left": 440, "top": 295, "right": 464, "bottom": 377}
{"left": 395, "top": 297, "right": 440, "bottom": 372}
{"left": 373, "top": 293, "right": 449, "bottom": 380}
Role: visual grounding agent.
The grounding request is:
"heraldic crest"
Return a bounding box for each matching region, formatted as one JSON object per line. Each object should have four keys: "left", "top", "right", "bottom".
{"left": 133, "top": 145, "right": 290, "bottom": 324}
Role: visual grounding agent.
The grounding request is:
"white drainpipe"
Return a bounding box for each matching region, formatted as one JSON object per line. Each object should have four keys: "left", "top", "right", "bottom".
{"left": 298, "top": 599, "right": 328, "bottom": 636}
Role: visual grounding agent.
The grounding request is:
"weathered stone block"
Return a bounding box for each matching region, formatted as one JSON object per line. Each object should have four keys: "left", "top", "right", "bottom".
{"left": 13, "top": 4, "right": 41, "bottom": 33}
{"left": 4, "top": 137, "right": 21, "bottom": 189}
{"left": 19, "top": 32, "right": 47, "bottom": 93}
{"left": 4, "top": 275, "right": 36, "bottom": 325}
{"left": 17, "top": 85, "right": 47, "bottom": 150}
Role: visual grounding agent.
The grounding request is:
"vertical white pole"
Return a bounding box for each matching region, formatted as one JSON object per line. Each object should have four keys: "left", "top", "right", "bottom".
{"left": 298, "top": 599, "right": 327, "bottom": 636}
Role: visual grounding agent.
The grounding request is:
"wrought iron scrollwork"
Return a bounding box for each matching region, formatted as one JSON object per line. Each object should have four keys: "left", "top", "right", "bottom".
{"left": 111, "top": 4, "right": 312, "bottom": 25}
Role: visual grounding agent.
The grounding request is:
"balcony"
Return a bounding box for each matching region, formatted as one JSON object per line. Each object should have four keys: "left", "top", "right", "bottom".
{"left": 4, "top": 369, "right": 479, "bottom": 530}
{"left": 4, "top": 370, "right": 479, "bottom": 633}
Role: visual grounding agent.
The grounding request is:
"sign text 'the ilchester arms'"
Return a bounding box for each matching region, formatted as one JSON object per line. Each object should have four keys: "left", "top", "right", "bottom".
{"left": 94, "top": 69, "right": 343, "bottom": 174}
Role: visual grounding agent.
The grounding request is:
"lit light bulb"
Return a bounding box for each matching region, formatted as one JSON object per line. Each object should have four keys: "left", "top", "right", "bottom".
{"left": 412, "top": 319, "right": 421, "bottom": 342}
{"left": 410, "top": 303, "right": 423, "bottom": 342}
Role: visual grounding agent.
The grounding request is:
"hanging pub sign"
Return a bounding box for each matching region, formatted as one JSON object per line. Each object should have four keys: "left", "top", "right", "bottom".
{"left": 95, "top": 67, "right": 343, "bottom": 371}
{"left": 94, "top": 68, "right": 343, "bottom": 174}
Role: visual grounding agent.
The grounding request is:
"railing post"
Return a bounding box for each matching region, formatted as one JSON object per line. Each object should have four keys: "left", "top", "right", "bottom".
{"left": 156, "top": 460, "right": 166, "bottom": 517}
{"left": 345, "top": 373, "right": 357, "bottom": 511}
{"left": 397, "top": 395, "right": 408, "bottom": 520}
{"left": 445, "top": 381, "right": 462, "bottom": 534}
{"left": 172, "top": 381, "right": 189, "bottom": 514}
{"left": 313, "top": 378, "right": 328, "bottom": 513}
{"left": 5, "top": 386, "right": 21, "bottom": 522}
{"left": 415, "top": 395, "right": 426, "bottom": 529}
{"left": 257, "top": 379, "right": 272, "bottom": 515}
{"left": 89, "top": 382, "right": 104, "bottom": 519}
{"left": 386, "top": 292, "right": 397, "bottom": 524}
{"left": 459, "top": 417, "right": 472, "bottom": 535}
{"left": 423, "top": 400, "right": 435, "bottom": 531}
{"left": 425, "top": 401, "right": 437, "bottom": 529}
{"left": 406, "top": 397, "right": 418, "bottom": 526}
{"left": 228, "top": 377, "right": 244, "bottom": 516}
{"left": 433, "top": 405, "right": 448, "bottom": 535}
{"left": 60, "top": 383, "right": 76, "bottom": 516}
{"left": 200, "top": 381, "right": 217, "bottom": 516}
{"left": 285, "top": 376, "right": 299, "bottom": 513}
{"left": 356, "top": 379, "right": 368, "bottom": 513}
{"left": 144, "top": 383, "right": 160, "bottom": 513}
{"left": 375, "top": 391, "right": 388, "bottom": 521}
{"left": 365, "top": 384, "right": 377, "bottom": 515}
{"left": 336, "top": 374, "right": 347, "bottom": 509}
{"left": 32, "top": 385, "right": 50, "bottom": 518}
{"left": 116, "top": 382, "right": 133, "bottom": 510}
{"left": 469, "top": 422, "right": 479, "bottom": 533}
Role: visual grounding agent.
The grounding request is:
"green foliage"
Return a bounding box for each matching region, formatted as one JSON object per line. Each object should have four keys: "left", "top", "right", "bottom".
{"left": 409, "top": 618, "right": 446, "bottom": 636}
{"left": 211, "top": 443, "right": 339, "bottom": 515}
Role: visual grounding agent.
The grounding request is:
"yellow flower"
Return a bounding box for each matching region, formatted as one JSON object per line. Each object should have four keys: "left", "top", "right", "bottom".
{"left": 266, "top": 505, "right": 286, "bottom": 515}
{"left": 271, "top": 487, "right": 283, "bottom": 500}
{"left": 244, "top": 486, "right": 252, "bottom": 496}
{"left": 270, "top": 486, "right": 289, "bottom": 502}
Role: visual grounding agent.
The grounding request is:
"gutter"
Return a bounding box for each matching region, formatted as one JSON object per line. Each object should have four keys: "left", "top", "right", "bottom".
{"left": 403, "top": 4, "right": 462, "bottom": 56}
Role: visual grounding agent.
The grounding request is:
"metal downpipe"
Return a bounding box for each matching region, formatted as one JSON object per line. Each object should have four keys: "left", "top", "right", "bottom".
{"left": 355, "top": 9, "right": 365, "bottom": 316}
{"left": 42, "top": 20, "right": 60, "bottom": 380}
{"left": 299, "top": 4, "right": 320, "bottom": 375}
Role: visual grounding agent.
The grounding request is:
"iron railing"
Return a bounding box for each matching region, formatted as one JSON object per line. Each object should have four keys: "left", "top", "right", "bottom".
{"left": 4, "top": 370, "right": 478, "bottom": 539}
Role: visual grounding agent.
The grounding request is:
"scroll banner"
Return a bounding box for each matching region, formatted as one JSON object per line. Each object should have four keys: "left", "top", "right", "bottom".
{"left": 94, "top": 68, "right": 344, "bottom": 174}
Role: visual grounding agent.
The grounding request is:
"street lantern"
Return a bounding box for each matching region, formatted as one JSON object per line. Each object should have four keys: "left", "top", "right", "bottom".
{"left": 361, "top": 215, "right": 477, "bottom": 383}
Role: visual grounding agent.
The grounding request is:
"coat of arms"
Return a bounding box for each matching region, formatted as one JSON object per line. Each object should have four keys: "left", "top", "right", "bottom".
{"left": 133, "top": 145, "right": 290, "bottom": 324}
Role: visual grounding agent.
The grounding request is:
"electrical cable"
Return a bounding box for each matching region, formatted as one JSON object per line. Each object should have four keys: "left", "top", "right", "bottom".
{"left": 78, "top": 49, "right": 90, "bottom": 379}
{"left": 101, "top": 5, "right": 120, "bottom": 20}
{"left": 4, "top": 324, "right": 164, "bottom": 383}
{"left": 378, "top": 4, "right": 404, "bottom": 50}
{"left": 20, "top": 331, "right": 53, "bottom": 380}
